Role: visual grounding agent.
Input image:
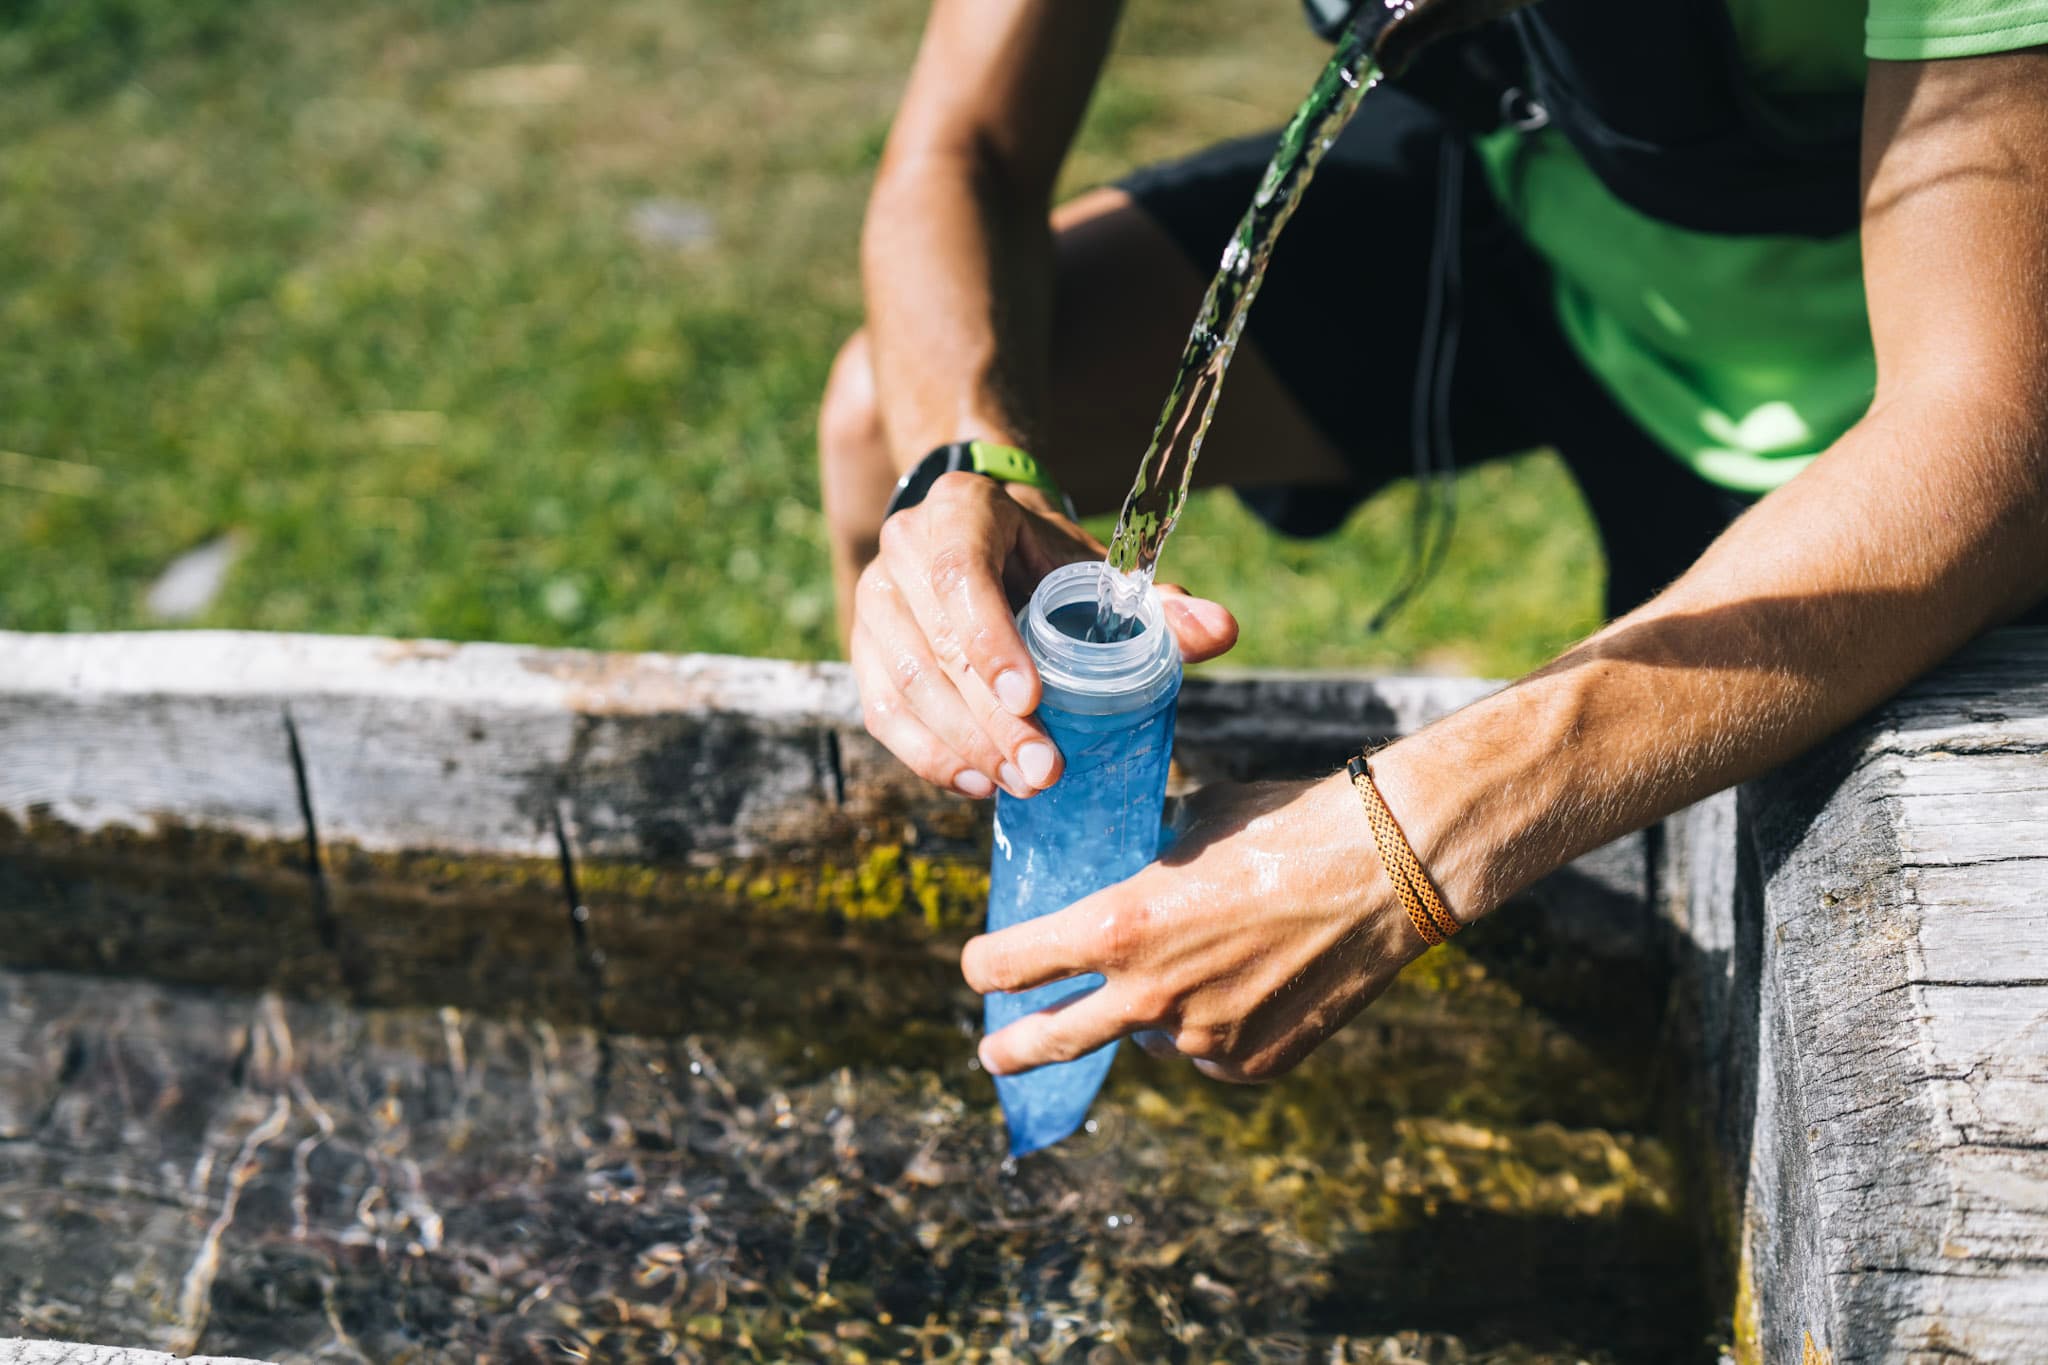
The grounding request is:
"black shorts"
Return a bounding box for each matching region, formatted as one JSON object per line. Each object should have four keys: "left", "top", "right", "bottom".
{"left": 1119, "top": 86, "right": 1751, "bottom": 620}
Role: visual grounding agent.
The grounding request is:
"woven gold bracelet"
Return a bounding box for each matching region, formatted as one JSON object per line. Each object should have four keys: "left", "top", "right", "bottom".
{"left": 1346, "top": 754, "right": 1460, "bottom": 948}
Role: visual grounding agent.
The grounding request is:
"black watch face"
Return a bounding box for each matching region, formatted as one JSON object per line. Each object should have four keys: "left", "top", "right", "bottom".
{"left": 891, "top": 459, "right": 945, "bottom": 516}
{"left": 885, "top": 445, "right": 970, "bottom": 519}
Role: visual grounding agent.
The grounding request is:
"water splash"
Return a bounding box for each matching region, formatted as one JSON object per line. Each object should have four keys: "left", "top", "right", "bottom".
{"left": 1095, "top": 26, "right": 1383, "bottom": 640}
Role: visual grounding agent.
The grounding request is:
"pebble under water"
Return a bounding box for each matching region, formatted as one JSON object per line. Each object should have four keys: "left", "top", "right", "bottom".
{"left": 0, "top": 902, "right": 1716, "bottom": 1363}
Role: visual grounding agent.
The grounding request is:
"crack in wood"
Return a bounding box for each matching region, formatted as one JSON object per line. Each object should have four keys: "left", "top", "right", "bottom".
{"left": 820, "top": 728, "right": 846, "bottom": 809}
{"left": 550, "top": 801, "right": 612, "bottom": 1106}
{"left": 281, "top": 705, "right": 369, "bottom": 998}
{"left": 280, "top": 707, "right": 335, "bottom": 951}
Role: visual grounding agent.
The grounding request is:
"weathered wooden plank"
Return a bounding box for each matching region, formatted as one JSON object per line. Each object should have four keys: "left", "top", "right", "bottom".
{"left": 2, "top": 632, "right": 1496, "bottom": 869}
{"left": 1910, "top": 864, "right": 2048, "bottom": 983}
{"left": 0, "top": 633, "right": 339, "bottom": 990}
{"left": 1711, "top": 627, "right": 2048, "bottom": 1364}
{"left": 1, "top": 631, "right": 1646, "bottom": 1046}
{"left": 0, "top": 635, "right": 304, "bottom": 844}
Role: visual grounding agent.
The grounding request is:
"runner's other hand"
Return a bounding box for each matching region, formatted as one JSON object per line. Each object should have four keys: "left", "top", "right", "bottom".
{"left": 850, "top": 471, "right": 1237, "bottom": 799}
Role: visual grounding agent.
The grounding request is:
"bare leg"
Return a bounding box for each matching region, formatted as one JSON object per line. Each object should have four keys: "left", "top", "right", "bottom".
{"left": 817, "top": 330, "right": 898, "bottom": 650}
{"left": 818, "top": 186, "right": 1352, "bottom": 648}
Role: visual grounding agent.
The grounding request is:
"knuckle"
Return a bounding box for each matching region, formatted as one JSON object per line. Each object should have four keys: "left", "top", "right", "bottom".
{"left": 856, "top": 567, "right": 895, "bottom": 611}
{"left": 1093, "top": 903, "right": 1153, "bottom": 966}
{"left": 927, "top": 631, "right": 968, "bottom": 671}
{"left": 963, "top": 622, "right": 1014, "bottom": 676}
{"left": 960, "top": 733, "right": 1007, "bottom": 777}
{"left": 930, "top": 470, "right": 991, "bottom": 505}
{"left": 926, "top": 545, "right": 976, "bottom": 599}
{"left": 1038, "top": 1022, "right": 1085, "bottom": 1065}
{"left": 1124, "top": 984, "right": 1174, "bottom": 1025}
{"left": 889, "top": 651, "right": 924, "bottom": 693}
{"left": 975, "top": 687, "right": 1036, "bottom": 742}
{"left": 1174, "top": 1025, "right": 1222, "bottom": 1059}
{"left": 876, "top": 512, "right": 913, "bottom": 557}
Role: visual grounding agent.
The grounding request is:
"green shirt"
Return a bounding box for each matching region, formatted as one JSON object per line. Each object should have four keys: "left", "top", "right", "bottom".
{"left": 1475, "top": 0, "right": 2048, "bottom": 493}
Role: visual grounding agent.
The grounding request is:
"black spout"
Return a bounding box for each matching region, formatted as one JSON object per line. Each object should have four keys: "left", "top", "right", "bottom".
{"left": 1345, "top": 0, "right": 1545, "bottom": 78}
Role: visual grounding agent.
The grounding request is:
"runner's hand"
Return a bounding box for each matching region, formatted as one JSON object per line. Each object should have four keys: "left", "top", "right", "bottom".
{"left": 850, "top": 471, "right": 1237, "bottom": 798}
{"left": 960, "top": 774, "right": 1431, "bottom": 1080}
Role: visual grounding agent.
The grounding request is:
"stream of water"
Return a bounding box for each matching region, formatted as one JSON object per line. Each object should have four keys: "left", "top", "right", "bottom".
{"left": 1094, "top": 23, "right": 1382, "bottom": 639}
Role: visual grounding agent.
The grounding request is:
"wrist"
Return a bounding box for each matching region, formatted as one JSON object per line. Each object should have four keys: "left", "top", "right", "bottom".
{"left": 890, "top": 408, "right": 1031, "bottom": 475}
{"left": 884, "top": 440, "right": 1075, "bottom": 523}
{"left": 1362, "top": 671, "right": 1589, "bottom": 930}
{"left": 1307, "top": 768, "right": 1436, "bottom": 959}
{"left": 1359, "top": 712, "right": 1564, "bottom": 933}
{"left": 1360, "top": 740, "right": 1491, "bottom": 933}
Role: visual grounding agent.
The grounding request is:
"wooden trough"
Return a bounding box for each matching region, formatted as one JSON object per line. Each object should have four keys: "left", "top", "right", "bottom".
{"left": 1, "top": 627, "right": 2044, "bottom": 1362}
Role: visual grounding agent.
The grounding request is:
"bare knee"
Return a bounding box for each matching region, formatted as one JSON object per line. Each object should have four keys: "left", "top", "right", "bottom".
{"left": 818, "top": 330, "right": 893, "bottom": 551}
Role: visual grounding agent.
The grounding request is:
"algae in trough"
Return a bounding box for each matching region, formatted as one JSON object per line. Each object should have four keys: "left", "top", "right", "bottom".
{"left": 0, "top": 875, "right": 1714, "bottom": 1362}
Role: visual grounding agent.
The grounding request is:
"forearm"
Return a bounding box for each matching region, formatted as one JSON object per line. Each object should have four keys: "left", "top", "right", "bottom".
{"left": 855, "top": 0, "right": 1119, "bottom": 474}
{"left": 1378, "top": 389, "right": 2048, "bottom": 921}
{"left": 860, "top": 155, "right": 1056, "bottom": 470}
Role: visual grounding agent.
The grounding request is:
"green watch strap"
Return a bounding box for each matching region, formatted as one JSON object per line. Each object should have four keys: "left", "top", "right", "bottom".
{"left": 884, "top": 440, "right": 1077, "bottom": 522}
{"left": 964, "top": 441, "right": 1063, "bottom": 499}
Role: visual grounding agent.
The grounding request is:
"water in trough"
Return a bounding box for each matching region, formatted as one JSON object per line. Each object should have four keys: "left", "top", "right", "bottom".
{"left": 0, "top": 871, "right": 1715, "bottom": 1363}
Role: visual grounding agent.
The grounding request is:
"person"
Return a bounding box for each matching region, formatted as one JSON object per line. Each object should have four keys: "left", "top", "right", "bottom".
{"left": 816, "top": 0, "right": 2048, "bottom": 1084}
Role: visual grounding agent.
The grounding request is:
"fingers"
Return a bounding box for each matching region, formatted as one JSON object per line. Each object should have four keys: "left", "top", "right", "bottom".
{"left": 851, "top": 472, "right": 1237, "bottom": 799}
{"left": 853, "top": 565, "right": 1059, "bottom": 798}
{"left": 851, "top": 626, "right": 992, "bottom": 799}
{"left": 1155, "top": 584, "right": 1239, "bottom": 664}
{"left": 978, "top": 981, "right": 1156, "bottom": 1076}
{"left": 882, "top": 473, "right": 1041, "bottom": 717}
{"left": 960, "top": 904, "right": 1103, "bottom": 997}
{"left": 962, "top": 898, "right": 1283, "bottom": 1081}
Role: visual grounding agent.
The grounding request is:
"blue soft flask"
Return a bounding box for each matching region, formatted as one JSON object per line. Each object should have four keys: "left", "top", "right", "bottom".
{"left": 985, "top": 561, "right": 1182, "bottom": 1156}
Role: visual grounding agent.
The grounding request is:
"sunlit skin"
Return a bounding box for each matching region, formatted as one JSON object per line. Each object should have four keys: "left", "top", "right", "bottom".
{"left": 821, "top": 0, "right": 2048, "bottom": 1083}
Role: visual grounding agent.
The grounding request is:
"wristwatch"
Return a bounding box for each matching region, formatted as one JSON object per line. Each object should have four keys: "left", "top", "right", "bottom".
{"left": 883, "top": 441, "right": 1077, "bottom": 521}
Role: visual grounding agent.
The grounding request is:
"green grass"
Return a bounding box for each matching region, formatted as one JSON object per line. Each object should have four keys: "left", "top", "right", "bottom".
{"left": 0, "top": 0, "right": 1602, "bottom": 677}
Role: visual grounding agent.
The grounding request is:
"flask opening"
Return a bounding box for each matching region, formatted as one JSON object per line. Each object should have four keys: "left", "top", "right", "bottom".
{"left": 1021, "top": 563, "right": 1179, "bottom": 716}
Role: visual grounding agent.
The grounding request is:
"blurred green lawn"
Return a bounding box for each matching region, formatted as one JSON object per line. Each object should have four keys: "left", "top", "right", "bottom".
{"left": 0, "top": 0, "right": 1603, "bottom": 677}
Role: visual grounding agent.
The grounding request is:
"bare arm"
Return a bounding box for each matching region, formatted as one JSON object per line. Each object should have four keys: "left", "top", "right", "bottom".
{"left": 963, "top": 49, "right": 2048, "bottom": 1082}
{"left": 1384, "top": 48, "right": 2048, "bottom": 921}
{"left": 846, "top": 1, "right": 1240, "bottom": 808}
{"left": 860, "top": 0, "right": 1122, "bottom": 471}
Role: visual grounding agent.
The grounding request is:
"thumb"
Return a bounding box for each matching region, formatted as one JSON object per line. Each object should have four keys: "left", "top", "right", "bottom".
{"left": 1156, "top": 584, "right": 1239, "bottom": 664}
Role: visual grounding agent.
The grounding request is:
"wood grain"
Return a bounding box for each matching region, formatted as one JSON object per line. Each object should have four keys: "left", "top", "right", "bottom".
{"left": 1686, "top": 628, "right": 2048, "bottom": 1364}
{"left": 7, "top": 625, "right": 2048, "bottom": 1360}
{"left": 1, "top": 632, "right": 1494, "bottom": 867}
